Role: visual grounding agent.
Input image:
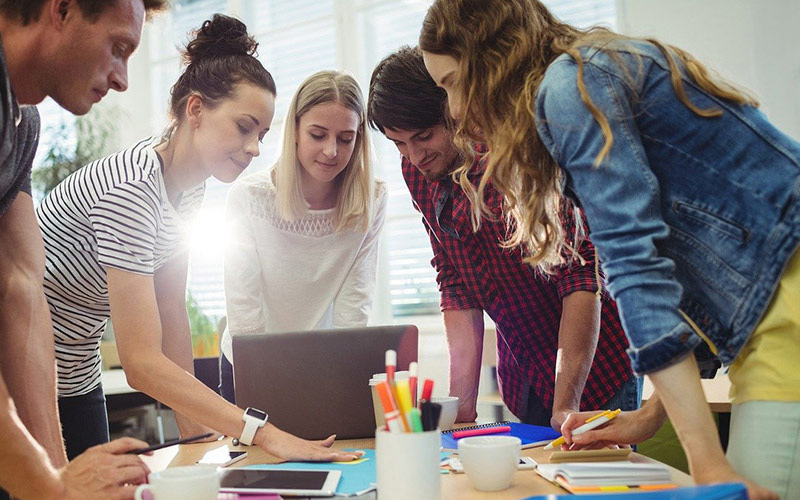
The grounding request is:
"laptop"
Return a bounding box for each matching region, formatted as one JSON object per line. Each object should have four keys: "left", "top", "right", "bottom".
{"left": 232, "top": 325, "right": 418, "bottom": 440}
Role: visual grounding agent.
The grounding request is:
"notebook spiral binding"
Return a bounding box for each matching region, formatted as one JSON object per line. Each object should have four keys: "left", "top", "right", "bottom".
{"left": 441, "top": 421, "right": 511, "bottom": 434}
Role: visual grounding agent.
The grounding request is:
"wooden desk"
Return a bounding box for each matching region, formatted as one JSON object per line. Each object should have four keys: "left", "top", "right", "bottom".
{"left": 143, "top": 437, "right": 693, "bottom": 499}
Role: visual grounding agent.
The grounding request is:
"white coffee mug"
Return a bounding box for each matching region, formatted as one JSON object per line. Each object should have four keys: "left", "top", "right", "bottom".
{"left": 458, "top": 435, "right": 521, "bottom": 491}
{"left": 430, "top": 396, "right": 459, "bottom": 430}
{"left": 134, "top": 465, "right": 219, "bottom": 500}
{"left": 370, "top": 371, "right": 410, "bottom": 428}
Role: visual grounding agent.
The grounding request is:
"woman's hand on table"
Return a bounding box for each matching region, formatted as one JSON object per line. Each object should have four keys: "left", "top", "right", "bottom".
{"left": 559, "top": 408, "right": 661, "bottom": 450}
{"left": 255, "top": 423, "right": 365, "bottom": 462}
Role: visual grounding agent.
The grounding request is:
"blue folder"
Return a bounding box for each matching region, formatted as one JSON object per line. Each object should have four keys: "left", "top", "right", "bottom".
{"left": 244, "top": 449, "right": 450, "bottom": 496}
{"left": 440, "top": 421, "right": 560, "bottom": 451}
{"left": 520, "top": 483, "right": 747, "bottom": 500}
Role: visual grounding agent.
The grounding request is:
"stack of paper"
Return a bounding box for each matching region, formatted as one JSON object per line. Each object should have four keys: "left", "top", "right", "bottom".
{"left": 536, "top": 461, "right": 675, "bottom": 492}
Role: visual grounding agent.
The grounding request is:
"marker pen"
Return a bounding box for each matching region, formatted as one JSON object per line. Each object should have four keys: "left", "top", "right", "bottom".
{"left": 385, "top": 350, "right": 396, "bottom": 384}
{"left": 409, "top": 361, "right": 418, "bottom": 408}
{"left": 376, "top": 381, "right": 403, "bottom": 433}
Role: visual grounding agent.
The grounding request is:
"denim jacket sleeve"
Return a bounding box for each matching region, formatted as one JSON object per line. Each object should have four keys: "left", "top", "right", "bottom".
{"left": 535, "top": 54, "right": 702, "bottom": 375}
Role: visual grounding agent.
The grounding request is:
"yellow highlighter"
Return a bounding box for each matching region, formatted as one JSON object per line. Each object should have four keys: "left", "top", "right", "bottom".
{"left": 394, "top": 380, "right": 413, "bottom": 432}
{"left": 543, "top": 409, "right": 621, "bottom": 450}
{"left": 395, "top": 380, "right": 413, "bottom": 415}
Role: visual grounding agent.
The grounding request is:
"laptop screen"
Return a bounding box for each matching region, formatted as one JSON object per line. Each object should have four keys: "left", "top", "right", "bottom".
{"left": 232, "top": 325, "right": 418, "bottom": 439}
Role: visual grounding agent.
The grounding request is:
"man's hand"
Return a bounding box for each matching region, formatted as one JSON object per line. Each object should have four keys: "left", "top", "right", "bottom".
{"left": 255, "top": 423, "right": 364, "bottom": 463}
{"left": 56, "top": 438, "right": 151, "bottom": 500}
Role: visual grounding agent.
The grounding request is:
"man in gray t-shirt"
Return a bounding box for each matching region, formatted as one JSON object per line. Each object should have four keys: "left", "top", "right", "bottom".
{"left": 0, "top": 1, "right": 167, "bottom": 499}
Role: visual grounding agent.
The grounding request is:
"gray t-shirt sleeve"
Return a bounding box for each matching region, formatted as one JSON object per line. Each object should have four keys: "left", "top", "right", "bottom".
{"left": 15, "top": 105, "right": 40, "bottom": 196}
{"left": 0, "top": 105, "right": 39, "bottom": 216}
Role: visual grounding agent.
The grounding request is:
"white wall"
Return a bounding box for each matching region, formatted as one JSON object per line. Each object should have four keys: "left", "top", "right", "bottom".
{"left": 616, "top": 0, "right": 800, "bottom": 140}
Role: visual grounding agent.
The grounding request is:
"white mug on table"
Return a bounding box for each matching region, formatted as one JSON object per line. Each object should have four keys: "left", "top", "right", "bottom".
{"left": 134, "top": 465, "right": 219, "bottom": 500}
{"left": 458, "top": 435, "right": 522, "bottom": 491}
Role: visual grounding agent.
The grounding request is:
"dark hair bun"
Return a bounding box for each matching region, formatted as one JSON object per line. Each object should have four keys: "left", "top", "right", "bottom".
{"left": 183, "top": 14, "right": 258, "bottom": 65}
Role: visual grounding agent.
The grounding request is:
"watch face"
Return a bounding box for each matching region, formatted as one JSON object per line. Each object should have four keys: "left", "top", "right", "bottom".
{"left": 246, "top": 407, "right": 267, "bottom": 420}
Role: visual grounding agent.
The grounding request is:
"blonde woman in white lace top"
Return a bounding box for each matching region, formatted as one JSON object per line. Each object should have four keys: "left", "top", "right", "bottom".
{"left": 220, "top": 71, "right": 388, "bottom": 401}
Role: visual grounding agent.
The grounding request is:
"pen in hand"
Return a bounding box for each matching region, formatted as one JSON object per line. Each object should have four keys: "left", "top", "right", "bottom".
{"left": 543, "top": 409, "right": 621, "bottom": 450}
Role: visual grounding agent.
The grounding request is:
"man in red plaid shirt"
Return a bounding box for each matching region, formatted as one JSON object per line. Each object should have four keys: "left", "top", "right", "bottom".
{"left": 368, "top": 47, "right": 638, "bottom": 430}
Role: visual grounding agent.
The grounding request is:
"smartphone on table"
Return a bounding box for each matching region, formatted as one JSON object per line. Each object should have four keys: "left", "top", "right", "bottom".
{"left": 197, "top": 445, "right": 248, "bottom": 467}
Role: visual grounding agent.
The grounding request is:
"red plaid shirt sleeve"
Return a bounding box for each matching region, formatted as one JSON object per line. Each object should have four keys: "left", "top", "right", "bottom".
{"left": 554, "top": 199, "right": 610, "bottom": 300}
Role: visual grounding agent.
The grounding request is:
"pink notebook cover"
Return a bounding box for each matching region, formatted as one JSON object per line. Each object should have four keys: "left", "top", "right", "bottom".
{"left": 141, "top": 492, "right": 281, "bottom": 500}
{"left": 218, "top": 494, "right": 282, "bottom": 500}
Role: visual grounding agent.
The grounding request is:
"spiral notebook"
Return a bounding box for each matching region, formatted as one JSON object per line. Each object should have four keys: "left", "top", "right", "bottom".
{"left": 440, "top": 421, "right": 560, "bottom": 451}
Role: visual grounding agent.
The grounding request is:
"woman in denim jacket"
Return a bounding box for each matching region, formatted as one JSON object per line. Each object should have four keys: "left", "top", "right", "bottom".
{"left": 420, "top": 1, "right": 800, "bottom": 498}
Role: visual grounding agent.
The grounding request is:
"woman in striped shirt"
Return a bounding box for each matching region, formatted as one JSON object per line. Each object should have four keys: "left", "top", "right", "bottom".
{"left": 36, "top": 14, "right": 362, "bottom": 463}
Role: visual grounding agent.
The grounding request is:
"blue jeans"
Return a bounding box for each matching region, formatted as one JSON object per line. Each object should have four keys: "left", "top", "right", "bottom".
{"left": 728, "top": 401, "right": 800, "bottom": 500}
{"left": 58, "top": 384, "right": 109, "bottom": 460}
{"left": 523, "top": 375, "right": 642, "bottom": 426}
{"left": 219, "top": 353, "right": 236, "bottom": 404}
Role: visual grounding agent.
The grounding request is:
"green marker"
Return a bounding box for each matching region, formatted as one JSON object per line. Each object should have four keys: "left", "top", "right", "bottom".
{"left": 409, "top": 407, "right": 424, "bottom": 432}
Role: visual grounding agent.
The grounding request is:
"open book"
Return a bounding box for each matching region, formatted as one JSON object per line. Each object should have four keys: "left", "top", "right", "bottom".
{"left": 536, "top": 461, "right": 676, "bottom": 493}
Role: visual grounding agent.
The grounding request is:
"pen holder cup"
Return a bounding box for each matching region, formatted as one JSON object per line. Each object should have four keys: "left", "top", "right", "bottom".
{"left": 369, "top": 371, "right": 409, "bottom": 428}
{"left": 376, "top": 428, "right": 441, "bottom": 500}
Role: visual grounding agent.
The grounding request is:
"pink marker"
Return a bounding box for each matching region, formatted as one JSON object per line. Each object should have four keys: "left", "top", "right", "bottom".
{"left": 420, "top": 379, "right": 434, "bottom": 401}
{"left": 385, "top": 349, "right": 396, "bottom": 384}
{"left": 409, "top": 361, "right": 418, "bottom": 408}
{"left": 452, "top": 425, "right": 511, "bottom": 439}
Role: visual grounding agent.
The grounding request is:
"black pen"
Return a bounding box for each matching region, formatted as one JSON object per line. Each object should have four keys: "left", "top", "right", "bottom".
{"left": 126, "top": 432, "right": 214, "bottom": 454}
{"left": 420, "top": 401, "right": 442, "bottom": 431}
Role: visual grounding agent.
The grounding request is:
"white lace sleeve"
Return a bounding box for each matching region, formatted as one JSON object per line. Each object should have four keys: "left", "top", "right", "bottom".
{"left": 332, "top": 181, "right": 388, "bottom": 326}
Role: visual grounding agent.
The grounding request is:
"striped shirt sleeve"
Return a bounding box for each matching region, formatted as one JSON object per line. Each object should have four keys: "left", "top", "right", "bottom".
{"left": 88, "top": 180, "right": 161, "bottom": 275}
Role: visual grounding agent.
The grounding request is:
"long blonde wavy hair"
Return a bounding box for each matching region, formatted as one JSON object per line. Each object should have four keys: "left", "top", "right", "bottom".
{"left": 419, "top": 0, "right": 757, "bottom": 272}
{"left": 273, "top": 70, "right": 375, "bottom": 232}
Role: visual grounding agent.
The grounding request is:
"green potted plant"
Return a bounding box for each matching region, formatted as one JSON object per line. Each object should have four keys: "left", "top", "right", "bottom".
{"left": 186, "top": 291, "right": 219, "bottom": 358}
{"left": 32, "top": 105, "right": 119, "bottom": 199}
